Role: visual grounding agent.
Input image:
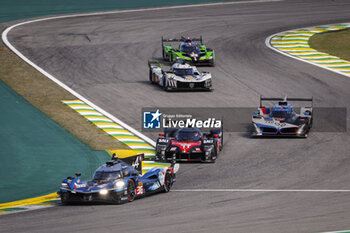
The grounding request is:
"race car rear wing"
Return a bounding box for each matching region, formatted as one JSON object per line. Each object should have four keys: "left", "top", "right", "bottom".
{"left": 112, "top": 153, "right": 144, "bottom": 173}
{"left": 259, "top": 96, "right": 313, "bottom": 107}
{"left": 113, "top": 153, "right": 178, "bottom": 173}
{"left": 161, "top": 36, "right": 203, "bottom": 45}
{"left": 148, "top": 60, "right": 162, "bottom": 68}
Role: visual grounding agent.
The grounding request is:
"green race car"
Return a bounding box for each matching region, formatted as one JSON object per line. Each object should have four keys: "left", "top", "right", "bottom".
{"left": 162, "top": 36, "right": 215, "bottom": 66}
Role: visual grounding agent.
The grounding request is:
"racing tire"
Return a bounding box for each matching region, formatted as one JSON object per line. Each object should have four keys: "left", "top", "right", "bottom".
{"left": 209, "top": 60, "right": 216, "bottom": 67}
{"left": 60, "top": 192, "right": 71, "bottom": 204}
{"left": 210, "top": 143, "right": 219, "bottom": 162}
{"left": 162, "top": 48, "right": 166, "bottom": 60}
{"left": 162, "top": 172, "right": 173, "bottom": 193}
{"left": 127, "top": 180, "right": 136, "bottom": 202}
{"left": 219, "top": 135, "right": 223, "bottom": 151}
{"left": 149, "top": 69, "right": 154, "bottom": 84}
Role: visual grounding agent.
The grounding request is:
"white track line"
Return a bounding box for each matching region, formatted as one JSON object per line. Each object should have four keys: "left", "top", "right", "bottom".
{"left": 320, "top": 230, "right": 350, "bottom": 233}
{"left": 172, "top": 189, "right": 350, "bottom": 192}
{"left": 2, "top": 0, "right": 282, "bottom": 148}
{"left": 265, "top": 31, "right": 350, "bottom": 79}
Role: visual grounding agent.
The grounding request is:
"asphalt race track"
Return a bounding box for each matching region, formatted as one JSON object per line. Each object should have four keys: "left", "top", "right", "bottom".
{"left": 2, "top": 0, "right": 350, "bottom": 232}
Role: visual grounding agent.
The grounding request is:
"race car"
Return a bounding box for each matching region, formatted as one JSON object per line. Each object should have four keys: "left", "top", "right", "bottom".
{"left": 57, "top": 154, "right": 176, "bottom": 204}
{"left": 162, "top": 36, "right": 215, "bottom": 66}
{"left": 155, "top": 127, "right": 223, "bottom": 163}
{"left": 252, "top": 96, "right": 313, "bottom": 137}
{"left": 149, "top": 61, "right": 212, "bottom": 91}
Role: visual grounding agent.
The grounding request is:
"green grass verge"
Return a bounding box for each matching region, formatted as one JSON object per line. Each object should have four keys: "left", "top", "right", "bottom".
{"left": 309, "top": 29, "right": 350, "bottom": 61}
{"left": 0, "top": 40, "right": 128, "bottom": 151}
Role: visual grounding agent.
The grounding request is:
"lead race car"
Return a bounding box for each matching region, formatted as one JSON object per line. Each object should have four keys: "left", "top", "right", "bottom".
{"left": 155, "top": 127, "right": 223, "bottom": 163}
{"left": 57, "top": 154, "right": 176, "bottom": 204}
{"left": 252, "top": 96, "right": 313, "bottom": 137}
{"left": 149, "top": 61, "right": 212, "bottom": 91}
{"left": 162, "top": 36, "right": 215, "bottom": 66}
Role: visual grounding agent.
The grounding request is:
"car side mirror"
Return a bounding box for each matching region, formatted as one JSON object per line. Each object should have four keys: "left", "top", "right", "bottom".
{"left": 75, "top": 173, "right": 81, "bottom": 177}
{"left": 159, "top": 133, "right": 164, "bottom": 137}
{"left": 213, "top": 134, "right": 219, "bottom": 138}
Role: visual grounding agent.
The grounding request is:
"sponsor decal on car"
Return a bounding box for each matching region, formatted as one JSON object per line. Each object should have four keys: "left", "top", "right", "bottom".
{"left": 158, "top": 138, "right": 169, "bottom": 143}
{"left": 97, "top": 183, "right": 108, "bottom": 188}
{"left": 136, "top": 185, "right": 144, "bottom": 195}
{"left": 172, "top": 141, "right": 201, "bottom": 153}
{"left": 203, "top": 139, "right": 214, "bottom": 144}
{"left": 74, "top": 183, "right": 87, "bottom": 189}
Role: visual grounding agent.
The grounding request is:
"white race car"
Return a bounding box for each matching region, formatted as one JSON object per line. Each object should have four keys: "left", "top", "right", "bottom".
{"left": 148, "top": 61, "right": 212, "bottom": 91}
{"left": 252, "top": 96, "right": 313, "bottom": 137}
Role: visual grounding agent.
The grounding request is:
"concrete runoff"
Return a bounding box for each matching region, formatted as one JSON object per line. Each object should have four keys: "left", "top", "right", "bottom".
{"left": 2, "top": 0, "right": 350, "bottom": 232}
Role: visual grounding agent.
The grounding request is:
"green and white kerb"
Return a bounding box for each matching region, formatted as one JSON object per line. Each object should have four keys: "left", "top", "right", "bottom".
{"left": 269, "top": 23, "right": 350, "bottom": 76}
{"left": 62, "top": 100, "right": 155, "bottom": 159}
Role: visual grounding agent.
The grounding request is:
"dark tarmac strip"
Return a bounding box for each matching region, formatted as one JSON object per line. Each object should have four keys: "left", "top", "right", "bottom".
{"left": 1, "top": 0, "right": 350, "bottom": 232}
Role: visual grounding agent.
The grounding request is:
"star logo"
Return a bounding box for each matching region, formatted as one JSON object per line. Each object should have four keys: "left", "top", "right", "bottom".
{"left": 143, "top": 109, "right": 162, "bottom": 129}
{"left": 150, "top": 109, "right": 162, "bottom": 123}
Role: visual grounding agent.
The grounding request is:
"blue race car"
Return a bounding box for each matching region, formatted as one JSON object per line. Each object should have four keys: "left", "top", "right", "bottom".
{"left": 58, "top": 154, "right": 176, "bottom": 204}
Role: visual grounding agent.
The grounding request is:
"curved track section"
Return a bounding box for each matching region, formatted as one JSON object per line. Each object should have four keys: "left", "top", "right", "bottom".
{"left": 1, "top": 0, "right": 350, "bottom": 232}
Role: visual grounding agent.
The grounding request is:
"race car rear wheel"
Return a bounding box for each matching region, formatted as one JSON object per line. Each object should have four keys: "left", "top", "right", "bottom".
{"left": 162, "top": 48, "right": 166, "bottom": 60}
{"left": 162, "top": 172, "right": 173, "bottom": 193}
{"left": 127, "top": 180, "right": 136, "bottom": 202}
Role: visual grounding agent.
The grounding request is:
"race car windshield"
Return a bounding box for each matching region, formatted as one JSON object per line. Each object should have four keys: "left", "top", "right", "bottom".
{"left": 93, "top": 171, "right": 122, "bottom": 182}
{"left": 176, "top": 131, "right": 201, "bottom": 141}
{"left": 180, "top": 44, "right": 200, "bottom": 54}
{"left": 271, "top": 110, "right": 293, "bottom": 118}
{"left": 173, "top": 68, "right": 194, "bottom": 76}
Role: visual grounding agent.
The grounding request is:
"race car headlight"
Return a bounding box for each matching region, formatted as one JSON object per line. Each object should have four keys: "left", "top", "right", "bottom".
{"left": 204, "top": 145, "right": 214, "bottom": 151}
{"left": 297, "top": 125, "right": 305, "bottom": 134}
{"left": 209, "top": 56, "right": 213, "bottom": 59}
{"left": 99, "top": 189, "right": 108, "bottom": 195}
{"left": 61, "top": 183, "right": 68, "bottom": 187}
{"left": 205, "top": 79, "right": 212, "bottom": 87}
{"left": 253, "top": 123, "right": 261, "bottom": 134}
{"left": 157, "top": 144, "right": 167, "bottom": 151}
{"left": 176, "top": 56, "right": 181, "bottom": 59}
{"left": 115, "top": 180, "right": 125, "bottom": 188}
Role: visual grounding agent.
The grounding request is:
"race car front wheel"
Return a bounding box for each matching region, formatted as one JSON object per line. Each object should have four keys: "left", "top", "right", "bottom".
{"left": 149, "top": 70, "right": 154, "bottom": 84}
{"left": 162, "top": 172, "right": 173, "bottom": 193}
{"left": 127, "top": 180, "right": 136, "bottom": 202}
{"left": 60, "top": 192, "right": 70, "bottom": 204}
